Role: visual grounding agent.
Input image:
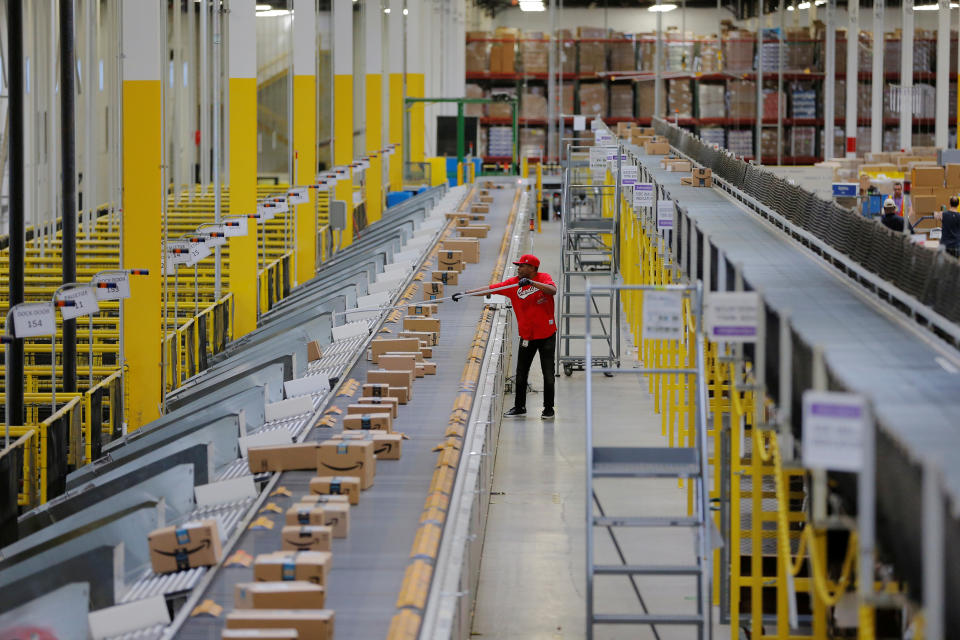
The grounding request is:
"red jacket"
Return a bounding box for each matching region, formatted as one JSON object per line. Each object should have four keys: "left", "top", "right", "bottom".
{"left": 491, "top": 273, "right": 557, "bottom": 340}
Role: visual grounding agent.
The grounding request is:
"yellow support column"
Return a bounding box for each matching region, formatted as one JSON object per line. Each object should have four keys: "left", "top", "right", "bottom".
{"left": 364, "top": 0, "right": 383, "bottom": 223}
{"left": 334, "top": 0, "right": 354, "bottom": 247}
{"left": 388, "top": 0, "right": 404, "bottom": 191}
{"left": 228, "top": 0, "right": 258, "bottom": 336}
{"left": 406, "top": 0, "right": 425, "bottom": 164}
{"left": 121, "top": 0, "right": 162, "bottom": 429}
{"left": 293, "top": 0, "right": 317, "bottom": 284}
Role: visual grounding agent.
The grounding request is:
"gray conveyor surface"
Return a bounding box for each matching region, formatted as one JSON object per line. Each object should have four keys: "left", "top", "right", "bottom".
{"left": 176, "top": 182, "right": 518, "bottom": 639}
{"left": 633, "top": 152, "right": 960, "bottom": 502}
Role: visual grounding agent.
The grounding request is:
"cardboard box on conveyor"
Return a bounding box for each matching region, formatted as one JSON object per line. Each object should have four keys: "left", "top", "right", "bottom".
{"left": 281, "top": 525, "right": 333, "bottom": 552}
{"left": 224, "top": 610, "right": 334, "bottom": 640}
{"left": 423, "top": 281, "right": 444, "bottom": 300}
{"left": 355, "top": 395, "right": 399, "bottom": 417}
{"left": 442, "top": 239, "right": 480, "bottom": 263}
{"left": 370, "top": 337, "right": 421, "bottom": 363}
{"left": 148, "top": 519, "right": 223, "bottom": 574}
{"left": 331, "top": 430, "right": 404, "bottom": 461}
{"left": 221, "top": 629, "right": 299, "bottom": 640}
{"left": 343, "top": 409, "right": 393, "bottom": 431}
{"left": 310, "top": 475, "right": 361, "bottom": 504}
{"left": 431, "top": 270, "right": 459, "bottom": 286}
{"left": 248, "top": 443, "right": 319, "bottom": 473}
{"left": 235, "top": 581, "right": 326, "bottom": 609}
{"left": 253, "top": 550, "right": 332, "bottom": 585}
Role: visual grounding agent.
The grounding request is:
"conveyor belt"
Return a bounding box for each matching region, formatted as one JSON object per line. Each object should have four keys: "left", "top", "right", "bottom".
{"left": 175, "top": 181, "right": 520, "bottom": 639}
{"left": 631, "top": 138, "right": 960, "bottom": 634}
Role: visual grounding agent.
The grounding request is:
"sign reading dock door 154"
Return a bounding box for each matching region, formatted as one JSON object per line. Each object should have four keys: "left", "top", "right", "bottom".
{"left": 12, "top": 303, "right": 56, "bottom": 338}
{"left": 801, "top": 391, "right": 867, "bottom": 472}
{"left": 705, "top": 291, "right": 760, "bottom": 343}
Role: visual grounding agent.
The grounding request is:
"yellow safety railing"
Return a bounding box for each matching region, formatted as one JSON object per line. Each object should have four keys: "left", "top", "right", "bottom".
{"left": 2, "top": 428, "right": 39, "bottom": 507}
{"left": 257, "top": 251, "right": 293, "bottom": 315}
{"left": 163, "top": 293, "right": 233, "bottom": 393}
{"left": 82, "top": 369, "right": 123, "bottom": 465}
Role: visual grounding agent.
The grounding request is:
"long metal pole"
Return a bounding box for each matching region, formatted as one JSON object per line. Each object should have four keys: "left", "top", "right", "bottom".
{"left": 845, "top": 0, "right": 858, "bottom": 158}
{"left": 60, "top": 0, "right": 79, "bottom": 394}
{"left": 654, "top": 2, "right": 662, "bottom": 119}
{"left": 214, "top": 0, "right": 223, "bottom": 299}
{"left": 7, "top": 0, "right": 25, "bottom": 432}
{"left": 84, "top": 0, "right": 95, "bottom": 237}
{"left": 871, "top": 0, "right": 884, "bottom": 154}
{"left": 547, "top": 0, "right": 557, "bottom": 163}
{"left": 935, "top": 0, "right": 950, "bottom": 148}
{"left": 900, "top": 0, "right": 914, "bottom": 151}
{"left": 756, "top": 0, "right": 763, "bottom": 163}
{"left": 824, "top": 0, "right": 835, "bottom": 160}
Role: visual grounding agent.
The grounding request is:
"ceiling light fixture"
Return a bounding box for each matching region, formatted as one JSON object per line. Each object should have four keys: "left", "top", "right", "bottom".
{"left": 648, "top": 3, "right": 678, "bottom": 11}
{"left": 519, "top": 0, "right": 546, "bottom": 11}
{"left": 403, "top": 7, "right": 408, "bottom": 14}
{"left": 255, "top": 3, "right": 271, "bottom": 9}
{"left": 256, "top": 8, "right": 290, "bottom": 16}
{"left": 913, "top": 2, "right": 957, "bottom": 8}
{"left": 384, "top": 7, "right": 390, "bottom": 12}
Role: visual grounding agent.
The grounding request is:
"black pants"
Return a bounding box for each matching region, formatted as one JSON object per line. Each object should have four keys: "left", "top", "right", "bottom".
{"left": 514, "top": 333, "right": 555, "bottom": 411}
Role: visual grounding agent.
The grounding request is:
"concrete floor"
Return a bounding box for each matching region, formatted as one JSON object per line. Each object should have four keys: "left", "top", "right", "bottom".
{"left": 472, "top": 214, "right": 728, "bottom": 640}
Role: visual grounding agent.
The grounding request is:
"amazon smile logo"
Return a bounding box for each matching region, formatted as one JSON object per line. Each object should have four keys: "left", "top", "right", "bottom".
{"left": 319, "top": 461, "right": 364, "bottom": 472}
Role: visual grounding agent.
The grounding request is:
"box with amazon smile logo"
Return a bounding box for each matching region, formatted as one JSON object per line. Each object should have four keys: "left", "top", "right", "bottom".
{"left": 317, "top": 440, "right": 376, "bottom": 489}
{"left": 148, "top": 519, "right": 223, "bottom": 573}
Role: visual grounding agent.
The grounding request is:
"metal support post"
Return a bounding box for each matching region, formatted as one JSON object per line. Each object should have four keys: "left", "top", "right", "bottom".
{"left": 6, "top": 0, "right": 25, "bottom": 428}
{"left": 60, "top": 0, "right": 79, "bottom": 394}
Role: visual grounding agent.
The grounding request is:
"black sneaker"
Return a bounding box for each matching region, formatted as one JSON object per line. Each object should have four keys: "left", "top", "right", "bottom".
{"left": 541, "top": 408, "right": 555, "bottom": 419}
{"left": 504, "top": 407, "right": 526, "bottom": 417}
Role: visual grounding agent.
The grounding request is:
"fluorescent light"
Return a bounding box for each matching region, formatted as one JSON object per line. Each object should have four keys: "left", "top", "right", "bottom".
{"left": 912, "top": 3, "right": 956, "bottom": 8}
{"left": 403, "top": 7, "right": 408, "bottom": 14}
{"left": 798, "top": 2, "right": 810, "bottom": 8}
{"left": 814, "top": 0, "right": 826, "bottom": 5}
{"left": 519, "top": 0, "right": 545, "bottom": 11}
{"left": 256, "top": 8, "right": 290, "bottom": 16}
{"left": 787, "top": 5, "right": 794, "bottom": 9}
{"left": 384, "top": 7, "right": 390, "bottom": 12}
{"left": 648, "top": 3, "right": 678, "bottom": 11}
{"left": 255, "top": 3, "right": 271, "bottom": 9}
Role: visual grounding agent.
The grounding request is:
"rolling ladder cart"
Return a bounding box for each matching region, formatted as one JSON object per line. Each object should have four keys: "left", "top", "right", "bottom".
{"left": 584, "top": 281, "right": 713, "bottom": 640}
{"left": 556, "top": 143, "right": 622, "bottom": 377}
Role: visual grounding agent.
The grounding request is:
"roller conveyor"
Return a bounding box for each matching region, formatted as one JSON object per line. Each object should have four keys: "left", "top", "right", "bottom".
{"left": 172, "top": 181, "right": 521, "bottom": 638}
{"left": 631, "top": 124, "right": 960, "bottom": 635}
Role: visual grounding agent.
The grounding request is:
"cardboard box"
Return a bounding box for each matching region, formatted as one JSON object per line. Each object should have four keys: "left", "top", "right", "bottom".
{"left": 367, "top": 369, "right": 414, "bottom": 391}
{"left": 692, "top": 168, "right": 712, "bottom": 179}
{"left": 680, "top": 176, "right": 713, "bottom": 187}
{"left": 248, "top": 443, "right": 318, "bottom": 473}
{"left": 361, "top": 382, "right": 391, "bottom": 399}
{"left": 645, "top": 141, "right": 670, "bottom": 155}
{"left": 370, "top": 338, "right": 421, "bottom": 363}
{"left": 343, "top": 412, "right": 392, "bottom": 432}
{"left": 664, "top": 160, "right": 692, "bottom": 172}
{"left": 912, "top": 166, "right": 944, "bottom": 188}
{"left": 286, "top": 503, "right": 327, "bottom": 526}
{"left": 420, "top": 346, "right": 433, "bottom": 359}
{"left": 355, "top": 396, "right": 399, "bottom": 417}
{"left": 281, "top": 525, "right": 332, "bottom": 552}
{"left": 441, "top": 239, "right": 480, "bottom": 263}
{"left": 254, "top": 551, "right": 332, "bottom": 586}
{"left": 235, "top": 581, "right": 326, "bottom": 609}
{"left": 317, "top": 440, "right": 376, "bottom": 489}
{"left": 148, "top": 519, "right": 223, "bottom": 574}
{"left": 471, "top": 203, "right": 490, "bottom": 213}
{"left": 376, "top": 355, "right": 418, "bottom": 377}
{"left": 221, "top": 630, "right": 298, "bottom": 640}
{"left": 423, "top": 282, "right": 444, "bottom": 300}
{"left": 399, "top": 330, "right": 437, "bottom": 346}
{"left": 321, "top": 502, "right": 350, "bottom": 538}
{"left": 946, "top": 164, "right": 960, "bottom": 187}
{"left": 225, "top": 610, "right": 334, "bottom": 640}
{"left": 437, "top": 250, "right": 465, "bottom": 272}
{"left": 332, "top": 431, "right": 403, "bottom": 461}
{"left": 297, "top": 494, "right": 350, "bottom": 506}
{"left": 458, "top": 225, "right": 489, "bottom": 238}
{"left": 480, "top": 195, "right": 494, "bottom": 203}
{"left": 348, "top": 401, "right": 402, "bottom": 420}
{"left": 403, "top": 317, "right": 441, "bottom": 334}
{"left": 407, "top": 303, "right": 438, "bottom": 316}
{"left": 387, "top": 386, "right": 409, "bottom": 404}
{"left": 384, "top": 350, "right": 423, "bottom": 362}
{"left": 431, "top": 270, "right": 459, "bottom": 286}
{"left": 414, "top": 364, "right": 426, "bottom": 377}
{"left": 310, "top": 476, "right": 361, "bottom": 504}
{"left": 913, "top": 194, "right": 937, "bottom": 215}
{"left": 307, "top": 341, "right": 323, "bottom": 362}
{"left": 421, "top": 361, "right": 437, "bottom": 375}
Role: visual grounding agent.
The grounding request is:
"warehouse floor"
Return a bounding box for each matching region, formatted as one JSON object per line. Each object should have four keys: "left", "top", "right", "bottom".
{"left": 472, "top": 219, "right": 728, "bottom": 639}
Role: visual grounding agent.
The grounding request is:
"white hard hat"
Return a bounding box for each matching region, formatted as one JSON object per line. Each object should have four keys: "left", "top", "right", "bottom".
{"left": 883, "top": 198, "right": 896, "bottom": 210}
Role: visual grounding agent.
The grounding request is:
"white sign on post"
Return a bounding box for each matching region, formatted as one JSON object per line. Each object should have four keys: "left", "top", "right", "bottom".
{"left": 202, "top": 231, "right": 228, "bottom": 247}
{"left": 287, "top": 187, "right": 309, "bottom": 204}
{"left": 589, "top": 146, "right": 609, "bottom": 172}
{"left": 621, "top": 165, "right": 638, "bottom": 186}
{"left": 594, "top": 130, "right": 612, "bottom": 144}
{"left": 271, "top": 198, "right": 289, "bottom": 213}
{"left": 634, "top": 183, "right": 655, "bottom": 208}
{"left": 12, "top": 303, "right": 56, "bottom": 338}
{"left": 92, "top": 272, "right": 131, "bottom": 300}
{"left": 656, "top": 200, "right": 675, "bottom": 230}
{"left": 58, "top": 287, "right": 99, "bottom": 320}
{"left": 704, "top": 291, "right": 760, "bottom": 343}
{"left": 187, "top": 241, "right": 211, "bottom": 265}
{"left": 642, "top": 290, "right": 684, "bottom": 340}
{"left": 573, "top": 115, "right": 586, "bottom": 131}
{"left": 801, "top": 391, "right": 868, "bottom": 472}
{"left": 221, "top": 218, "right": 248, "bottom": 237}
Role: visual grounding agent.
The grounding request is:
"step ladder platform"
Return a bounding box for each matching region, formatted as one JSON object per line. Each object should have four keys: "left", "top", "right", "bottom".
{"left": 593, "top": 613, "right": 704, "bottom": 625}
{"left": 594, "top": 564, "right": 701, "bottom": 576}
{"left": 568, "top": 218, "right": 616, "bottom": 233}
{"left": 592, "top": 446, "right": 700, "bottom": 478}
{"left": 593, "top": 515, "right": 699, "bottom": 527}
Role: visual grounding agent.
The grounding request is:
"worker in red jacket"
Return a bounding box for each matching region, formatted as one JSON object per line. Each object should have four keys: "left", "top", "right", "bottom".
{"left": 456, "top": 254, "right": 557, "bottom": 419}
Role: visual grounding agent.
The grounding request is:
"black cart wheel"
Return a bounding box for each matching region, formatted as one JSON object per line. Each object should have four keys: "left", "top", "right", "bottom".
{"left": 563, "top": 364, "right": 573, "bottom": 377}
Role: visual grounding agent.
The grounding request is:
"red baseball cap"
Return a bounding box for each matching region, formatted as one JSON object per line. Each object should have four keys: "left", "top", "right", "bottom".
{"left": 512, "top": 254, "right": 540, "bottom": 268}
